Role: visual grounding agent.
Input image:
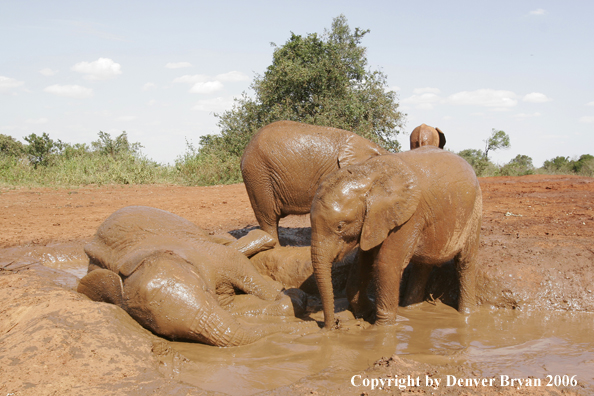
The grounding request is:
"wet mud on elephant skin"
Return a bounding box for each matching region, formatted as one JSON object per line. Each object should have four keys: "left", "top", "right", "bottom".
{"left": 240, "top": 120, "right": 389, "bottom": 243}
{"left": 77, "top": 206, "right": 317, "bottom": 347}
{"left": 310, "top": 147, "right": 482, "bottom": 329}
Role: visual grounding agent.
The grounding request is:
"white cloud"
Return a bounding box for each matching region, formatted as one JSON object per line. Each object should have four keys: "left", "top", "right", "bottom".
{"left": 215, "top": 71, "right": 249, "bottom": 82}
{"left": 587, "top": 101, "right": 594, "bottom": 107}
{"left": 193, "top": 97, "right": 234, "bottom": 112}
{"left": 143, "top": 82, "right": 156, "bottom": 91}
{"left": 413, "top": 87, "right": 441, "bottom": 95}
{"left": 530, "top": 8, "right": 546, "bottom": 16}
{"left": 44, "top": 84, "right": 93, "bottom": 98}
{"left": 401, "top": 92, "right": 442, "bottom": 110}
{"left": 515, "top": 112, "right": 542, "bottom": 118}
{"left": 71, "top": 58, "right": 122, "bottom": 80}
{"left": 25, "top": 117, "right": 49, "bottom": 124}
{"left": 173, "top": 74, "right": 210, "bottom": 84}
{"left": 447, "top": 89, "right": 518, "bottom": 108}
{"left": 580, "top": 116, "right": 594, "bottom": 124}
{"left": 39, "top": 68, "right": 58, "bottom": 76}
{"left": 384, "top": 86, "right": 400, "bottom": 93}
{"left": 189, "top": 81, "right": 224, "bottom": 94}
{"left": 165, "top": 62, "right": 192, "bottom": 69}
{"left": 523, "top": 92, "right": 552, "bottom": 103}
{"left": 0, "top": 75, "right": 24, "bottom": 91}
{"left": 116, "top": 116, "right": 137, "bottom": 122}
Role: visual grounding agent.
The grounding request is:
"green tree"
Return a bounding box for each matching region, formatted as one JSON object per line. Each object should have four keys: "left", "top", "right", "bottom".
{"left": 23, "top": 132, "right": 57, "bottom": 168}
{"left": 484, "top": 129, "right": 510, "bottom": 160}
{"left": 91, "top": 131, "right": 142, "bottom": 158}
{"left": 203, "top": 14, "right": 405, "bottom": 157}
{"left": 0, "top": 134, "right": 24, "bottom": 158}
{"left": 543, "top": 156, "right": 571, "bottom": 173}
{"left": 458, "top": 148, "right": 495, "bottom": 176}
{"left": 572, "top": 154, "right": 594, "bottom": 174}
{"left": 500, "top": 154, "right": 534, "bottom": 176}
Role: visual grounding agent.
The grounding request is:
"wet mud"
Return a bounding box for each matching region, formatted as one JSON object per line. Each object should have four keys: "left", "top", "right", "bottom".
{"left": 1, "top": 175, "right": 593, "bottom": 395}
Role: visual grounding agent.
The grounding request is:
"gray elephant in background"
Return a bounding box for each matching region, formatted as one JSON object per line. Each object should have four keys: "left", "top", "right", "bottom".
{"left": 410, "top": 124, "right": 446, "bottom": 150}
{"left": 241, "top": 120, "right": 389, "bottom": 243}
{"left": 77, "top": 206, "right": 316, "bottom": 347}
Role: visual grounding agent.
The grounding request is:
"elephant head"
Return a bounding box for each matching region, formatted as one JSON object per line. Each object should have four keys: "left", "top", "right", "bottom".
{"left": 310, "top": 156, "right": 421, "bottom": 329}
{"left": 410, "top": 124, "right": 446, "bottom": 150}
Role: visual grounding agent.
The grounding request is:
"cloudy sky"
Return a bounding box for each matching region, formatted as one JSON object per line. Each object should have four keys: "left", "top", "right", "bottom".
{"left": 1, "top": 1, "right": 593, "bottom": 166}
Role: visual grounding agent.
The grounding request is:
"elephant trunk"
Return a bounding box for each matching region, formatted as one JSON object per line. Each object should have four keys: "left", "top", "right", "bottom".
{"left": 311, "top": 243, "right": 337, "bottom": 330}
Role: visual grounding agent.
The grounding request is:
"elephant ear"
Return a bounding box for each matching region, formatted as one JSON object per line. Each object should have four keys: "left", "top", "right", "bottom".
{"left": 77, "top": 268, "right": 124, "bottom": 307}
{"left": 337, "top": 134, "right": 384, "bottom": 168}
{"left": 436, "top": 127, "right": 446, "bottom": 149}
{"left": 360, "top": 158, "right": 421, "bottom": 251}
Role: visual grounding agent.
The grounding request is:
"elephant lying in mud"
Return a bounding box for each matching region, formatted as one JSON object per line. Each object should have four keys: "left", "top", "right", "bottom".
{"left": 241, "top": 120, "right": 389, "bottom": 243}
{"left": 410, "top": 124, "right": 446, "bottom": 150}
{"left": 77, "top": 206, "right": 317, "bottom": 347}
{"left": 310, "top": 147, "right": 482, "bottom": 329}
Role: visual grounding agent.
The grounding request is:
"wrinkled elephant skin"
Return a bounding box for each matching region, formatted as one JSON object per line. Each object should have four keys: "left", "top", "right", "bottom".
{"left": 241, "top": 120, "right": 389, "bottom": 242}
{"left": 77, "top": 206, "right": 316, "bottom": 347}
{"left": 310, "top": 147, "right": 482, "bottom": 329}
{"left": 410, "top": 124, "right": 446, "bottom": 149}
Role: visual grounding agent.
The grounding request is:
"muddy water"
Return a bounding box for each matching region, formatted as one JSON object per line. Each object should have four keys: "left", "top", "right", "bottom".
{"left": 3, "top": 243, "right": 593, "bottom": 395}
{"left": 167, "top": 302, "right": 594, "bottom": 395}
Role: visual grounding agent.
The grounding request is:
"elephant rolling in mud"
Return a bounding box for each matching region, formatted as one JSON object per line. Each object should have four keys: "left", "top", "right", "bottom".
{"left": 310, "top": 147, "right": 482, "bottom": 329}
{"left": 241, "top": 120, "right": 389, "bottom": 243}
{"left": 77, "top": 206, "right": 316, "bottom": 347}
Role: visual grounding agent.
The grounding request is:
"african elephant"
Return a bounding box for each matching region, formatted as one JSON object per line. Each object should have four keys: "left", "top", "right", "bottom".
{"left": 310, "top": 147, "right": 482, "bottom": 329}
{"left": 409, "top": 124, "right": 446, "bottom": 149}
{"left": 77, "top": 206, "right": 316, "bottom": 347}
{"left": 241, "top": 120, "right": 389, "bottom": 243}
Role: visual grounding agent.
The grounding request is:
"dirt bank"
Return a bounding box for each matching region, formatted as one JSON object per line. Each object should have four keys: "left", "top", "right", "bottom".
{"left": 1, "top": 175, "right": 593, "bottom": 395}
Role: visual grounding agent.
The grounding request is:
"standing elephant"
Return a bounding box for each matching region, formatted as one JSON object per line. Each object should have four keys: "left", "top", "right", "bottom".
{"left": 241, "top": 120, "right": 389, "bottom": 243}
{"left": 409, "top": 124, "right": 446, "bottom": 149}
{"left": 77, "top": 206, "right": 316, "bottom": 347}
{"left": 310, "top": 147, "right": 482, "bottom": 329}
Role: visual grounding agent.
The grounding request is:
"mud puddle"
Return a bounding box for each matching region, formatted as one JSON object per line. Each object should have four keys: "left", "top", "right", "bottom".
{"left": 165, "top": 301, "right": 594, "bottom": 395}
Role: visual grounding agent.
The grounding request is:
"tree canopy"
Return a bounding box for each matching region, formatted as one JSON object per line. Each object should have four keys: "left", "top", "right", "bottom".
{"left": 200, "top": 14, "right": 405, "bottom": 157}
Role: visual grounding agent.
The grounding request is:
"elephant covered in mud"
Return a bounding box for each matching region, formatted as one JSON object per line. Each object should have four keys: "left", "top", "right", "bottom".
{"left": 410, "top": 124, "right": 446, "bottom": 150}
{"left": 77, "top": 206, "right": 316, "bottom": 347}
{"left": 241, "top": 120, "right": 389, "bottom": 243}
{"left": 310, "top": 147, "right": 482, "bottom": 329}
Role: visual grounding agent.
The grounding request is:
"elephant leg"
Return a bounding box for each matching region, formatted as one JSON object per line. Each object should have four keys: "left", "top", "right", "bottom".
{"left": 346, "top": 248, "right": 375, "bottom": 320}
{"left": 401, "top": 262, "right": 433, "bottom": 307}
{"left": 123, "top": 252, "right": 316, "bottom": 347}
{"left": 373, "top": 223, "right": 421, "bottom": 325}
{"left": 454, "top": 229, "right": 480, "bottom": 313}
{"left": 245, "top": 184, "right": 282, "bottom": 243}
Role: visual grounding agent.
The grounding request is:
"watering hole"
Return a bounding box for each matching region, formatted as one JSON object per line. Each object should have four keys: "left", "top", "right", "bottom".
{"left": 3, "top": 242, "right": 592, "bottom": 395}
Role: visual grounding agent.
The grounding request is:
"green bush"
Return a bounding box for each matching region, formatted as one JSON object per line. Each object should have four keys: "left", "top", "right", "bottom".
{"left": 499, "top": 154, "right": 535, "bottom": 176}
{"left": 175, "top": 140, "right": 242, "bottom": 186}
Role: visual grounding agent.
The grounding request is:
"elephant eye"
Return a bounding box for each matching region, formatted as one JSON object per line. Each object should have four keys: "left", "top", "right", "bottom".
{"left": 337, "top": 221, "right": 345, "bottom": 232}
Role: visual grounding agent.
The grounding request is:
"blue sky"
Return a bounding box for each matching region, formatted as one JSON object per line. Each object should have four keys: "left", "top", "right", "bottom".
{"left": 1, "top": 1, "right": 593, "bottom": 167}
